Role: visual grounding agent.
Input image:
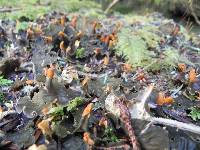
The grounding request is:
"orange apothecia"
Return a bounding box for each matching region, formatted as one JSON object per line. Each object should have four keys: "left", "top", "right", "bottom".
{"left": 71, "top": 16, "right": 77, "bottom": 28}
{"left": 58, "top": 31, "right": 65, "bottom": 38}
{"left": 83, "top": 132, "right": 94, "bottom": 145}
{"left": 99, "top": 117, "right": 108, "bottom": 128}
{"left": 189, "top": 68, "right": 197, "bottom": 83}
{"left": 156, "top": 92, "right": 174, "bottom": 106}
{"left": 94, "top": 48, "right": 101, "bottom": 55}
{"left": 46, "top": 68, "right": 54, "bottom": 79}
{"left": 44, "top": 36, "right": 52, "bottom": 44}
{"left": 60, "top": 41, "right": 65, "bottom": 50}
{"left": 122, "top": 63, "right": 132, "bottom": 73}
{"left": 82, "top": 103, "right": 93, "bottom": 117}
{"left": 27, "top": 28, "right": 34, "bottom": 38}
{"left": 81, "top": 76, "right": 90, "bottom": 86}
{"left": 60, "top": 16, "right": 65, "bottom": 26}
{"left": 178, "top": 63, "right": 186, "bottom": 72}
{"left": 103, "top": 55, "right": 109, "bottom": 65}
{"left": 26, "top": 80, "right": 34, "bottom": 85}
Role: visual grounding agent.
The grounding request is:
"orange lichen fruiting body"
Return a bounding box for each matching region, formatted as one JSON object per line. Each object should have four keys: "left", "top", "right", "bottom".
{"left": 103, "top": 56, "right": 109, "bottom": 65}
{"left": 46, "top": 68, "right": 54, "bottom": 79}
{"left": 156, "top": 92, "right": 174, "bottom": 106}
{"left": 71, "top": 16, "right": 77, "bottom": 28}
{"left": 37, "top": 119, "right": 52, "bottom": 136}
{"left": 60, "top": 41, "right": 65, "bottom": 50}
{"left": 94, "top": 48, "right": 101, "bottom": 55}
{"left": 82, "top": 103, "right": 93, "bottom": 117}
{"left": 122, "top": 63, "right": 132, "bottom": 73}
{"left": 189, "top": 68, "right": 197, "bottom": 83}
{"left": 26, "top": 80, "right": 34, "bottom": 85}
{"left": 83, "top": 132, "right": 94, "bottom": 145}
{"left": 99, "top": 117, "right": 108, "bottom": 128}
{"left": 44, "top": 36, "right": 53, "bottom": 44}
{"left": 178, "top": 63, "right": 186, "bottom": 72}
{"left": 60, "top": 16, "right": 65, "bottom": 26}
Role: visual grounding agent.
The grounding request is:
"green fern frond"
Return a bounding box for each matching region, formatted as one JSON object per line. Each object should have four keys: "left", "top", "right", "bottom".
{"left": 116, "top": 28, "right": 152, "bottom": 68}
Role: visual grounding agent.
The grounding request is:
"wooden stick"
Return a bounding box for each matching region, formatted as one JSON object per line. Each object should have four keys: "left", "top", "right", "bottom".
{"left": 104, "top": 0, "right": 119, "bottom": 14}
{"left": 0, "top": 8, "right": 21, "bottom": 13}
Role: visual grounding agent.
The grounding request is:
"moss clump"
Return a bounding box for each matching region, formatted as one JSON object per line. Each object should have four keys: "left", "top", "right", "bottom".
{"left": 67, "top": 97, "right": 84, "bottom": 111}
{"left": 75, "top": 48, "right": 85, "bottom": 59}
{"left": 0, "top": 76, "right": 13, "bottom": 86}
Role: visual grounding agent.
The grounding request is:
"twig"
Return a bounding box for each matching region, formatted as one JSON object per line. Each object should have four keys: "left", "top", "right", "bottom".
{"left": 149, "top": 117, "right": 200, "bottom": 135}
{"left": 0, "top": 8, "right": 21, "bottom": 13}
{"left": 188, "top": 0, "right": 200, "bottom": 26}
{"left": 104, "top": 0, "right": 119, "bottom": 14}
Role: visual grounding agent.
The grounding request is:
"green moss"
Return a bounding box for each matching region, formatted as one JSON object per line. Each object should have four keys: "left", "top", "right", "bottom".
{"left": 67, "top": 97, "right": 84, "bottom": 111}
{"left": 137, "top": 26, "right": 161, "bottom": 48}
{"left": 0, "top": 76, "right": 13, "bottom": 86}
{"left": 0, "top": 0, "right": 100, "bottom": 20}
{"left": 0, "top": 92, "right": 6, "bottom": 102}
{"left": 188, "top": 107, "right": 200, "bottom": 121}
{"left": 103, "top": 127, "right": 119, "bottom": 142}
{"left": 16, "top": 21, "right": 29, "bottom": 32}
{"left": 76, "top": 48, "right": 85, "bottom": 59}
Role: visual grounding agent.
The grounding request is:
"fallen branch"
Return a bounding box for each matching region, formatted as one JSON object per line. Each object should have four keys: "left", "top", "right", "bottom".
{"left": 188, "top": 0, "right": 200, "bottom": 26}
{"left": 0, "top": 8, "right": 21, "bottom": 13}
{"left": 148, "top": 117, "right": 200, "bottom": 134}
{"left": 104, "top": 0, "right": 119, "bottom": 14}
